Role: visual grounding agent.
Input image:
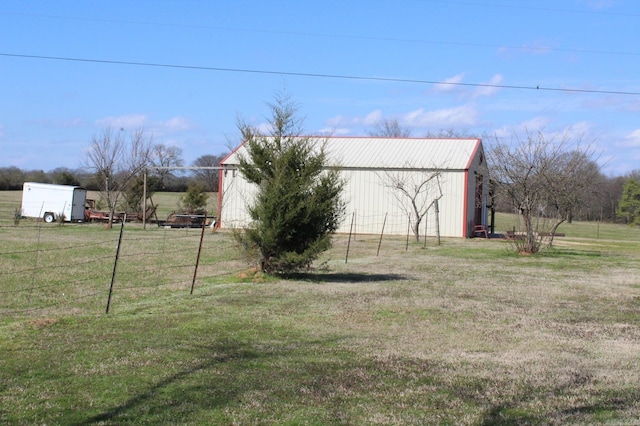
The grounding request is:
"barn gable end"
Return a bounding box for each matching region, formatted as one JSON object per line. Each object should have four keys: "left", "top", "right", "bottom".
{"left": 219, "top": 137, "right": 489, "bottom": 238}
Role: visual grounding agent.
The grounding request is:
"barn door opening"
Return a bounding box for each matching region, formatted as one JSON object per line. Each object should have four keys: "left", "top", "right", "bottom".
{"left": 474, "top": 173, "right": 484, "bottom": 226}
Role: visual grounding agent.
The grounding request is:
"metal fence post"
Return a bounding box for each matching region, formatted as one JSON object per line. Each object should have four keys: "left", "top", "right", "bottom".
{"left": 191, "top": 212, "right": 207, "bottom": 294}
{"left": 345, "top": 211, "right": 355, "bottom": 263}
{"left": 105, "top": 214, "right": 126, "bottom": 314}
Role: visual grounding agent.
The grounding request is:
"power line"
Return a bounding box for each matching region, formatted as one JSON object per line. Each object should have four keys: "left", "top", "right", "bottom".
{"left": 420, "top": 0, "right": 640, "bottom": 18}
{"left": 3, "top": 12, "right": 639, "bottom": 58}
{"left": 2, "top": 52, "right": 639, "bottom": 96}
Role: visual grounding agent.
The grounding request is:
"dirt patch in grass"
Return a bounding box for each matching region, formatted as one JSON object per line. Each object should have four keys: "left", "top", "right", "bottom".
{"left": 27, "top": 318, "right": 59, "bottom": 328}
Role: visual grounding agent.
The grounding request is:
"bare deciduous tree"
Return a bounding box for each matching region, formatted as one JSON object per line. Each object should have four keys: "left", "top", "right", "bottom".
{"left": 367, "top": 118, "right": 412, "bottom": 138}
{"left": 488, "top": 130, "right": 599, "bottom": 253}
{"left": 83, "top": 127, "right": 153, "bottom": 228}
{"left": 150, "top": 144, "right": 184, "bottom": 190}
{"left": 425, "top": 128, "right": 472, "bottom": 138}
{"left": 192, "top": 154, "right": 227, "bottom": 192}
{"left": 381, "top": 168, "right": 443, "bottom": 242}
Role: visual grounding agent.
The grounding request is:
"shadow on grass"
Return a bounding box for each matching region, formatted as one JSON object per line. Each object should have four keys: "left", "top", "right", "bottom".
{"left": 73, "top": 336, "right": 350, "bottom": 425}
{"left": 74, "top": 341, "right": 261, "bottom": 425}
{"left": 480, "top": 395, "right": 638, "bottom": 426}
{"left": 475, "top": 381, "right": 640, "bottom": 425}
{"left": 284, "top": 272, "right": 411, "bottom": 283}
{"left": 542, "top": 248, "right": 604, "bottom": 258}
{"left": 68, "top": 338, "right": 640, "bottom": 425}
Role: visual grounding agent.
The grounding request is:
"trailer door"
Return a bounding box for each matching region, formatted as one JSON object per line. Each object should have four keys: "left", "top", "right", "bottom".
{"left": 71, "top": 189, "right": 87, "bottom": 221}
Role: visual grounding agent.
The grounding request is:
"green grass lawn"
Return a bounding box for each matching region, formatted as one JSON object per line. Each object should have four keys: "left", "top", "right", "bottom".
{"left": 1, "top": 191, "right": 640, "bottom": 424}
{"left": 493, "top": 211, "right": 640, "bottom": 241}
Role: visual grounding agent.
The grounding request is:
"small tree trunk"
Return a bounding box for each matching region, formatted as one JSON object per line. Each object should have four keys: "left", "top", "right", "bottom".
{"left": 107, "top": 206, "right": 115, "bottom": 229}
{"left": 547, "top": 219, "right": 566, "bottom": 248}
{"left": 413, "top": 218, "right": 421, "bottom": 242}
{"left": 522, "top": 208, "right": 539, "bottom": 254}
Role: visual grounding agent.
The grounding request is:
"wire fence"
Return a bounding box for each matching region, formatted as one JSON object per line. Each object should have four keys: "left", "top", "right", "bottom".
{"left": 342, "top": 209, "right": 443, "bottom": 244}
{"left": 0, "top": 221, "right": 249, "bottom": 318}
{"left": 0, "top": 211, "right": 438, "bottom": 319}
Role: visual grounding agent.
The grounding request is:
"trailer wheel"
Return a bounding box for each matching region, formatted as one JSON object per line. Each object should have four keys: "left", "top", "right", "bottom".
{"left": 43, "top": 212, "right": 55, "bottom": 223}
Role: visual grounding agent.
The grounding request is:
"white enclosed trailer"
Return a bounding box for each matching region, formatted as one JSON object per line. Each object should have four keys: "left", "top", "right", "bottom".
{"left": 21, "top": 182, "right": 87, "bottom": 223}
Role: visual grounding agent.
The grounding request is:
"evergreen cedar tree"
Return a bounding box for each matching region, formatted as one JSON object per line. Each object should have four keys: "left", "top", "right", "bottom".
{"left": 617, "top": 178, "right": 640, "bottom": 225}
{"left": 235, "top": 97, "right": 345, "bottom": 274}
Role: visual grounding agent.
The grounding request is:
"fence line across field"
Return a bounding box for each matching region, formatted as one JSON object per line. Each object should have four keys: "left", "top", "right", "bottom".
{"left": 1, "top": 203, "right": 445, "bottom": 316}
{"left": 343, "top": 207, "right": 442, "bottom": 263}
{"left": 141, "top": 166, "right": 225, "bottom": 229}
{"left": 0, "top": 220, "right": 245, "bottom": 316}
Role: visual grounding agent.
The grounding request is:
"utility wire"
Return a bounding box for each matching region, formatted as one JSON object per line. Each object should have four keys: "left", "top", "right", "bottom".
{"left": 420, "top": 0, "right": 640, "bottom": 18}
{"left": 3, "top": 12, "right": 639, "bottom": 58}
{"left": 2, "top": 52, "right": 639, "bottom": 96}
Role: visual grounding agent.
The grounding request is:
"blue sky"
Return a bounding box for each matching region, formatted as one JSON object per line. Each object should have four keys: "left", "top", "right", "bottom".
{"left": 1, "top": 0, "right": 639, "bottom": 175}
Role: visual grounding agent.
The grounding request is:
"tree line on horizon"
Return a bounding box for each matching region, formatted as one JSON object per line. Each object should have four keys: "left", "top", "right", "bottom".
{"left": 1, "top": 156, "right": 638, "bottom": 226}
{"left": 1, "top": 119, "right": 640, "bottom": 226}
{"left": 0, "top": 153, "right": 228, "bottom": 194}
{"left": 1, "top": 155, "right": 639, "bottom": 226}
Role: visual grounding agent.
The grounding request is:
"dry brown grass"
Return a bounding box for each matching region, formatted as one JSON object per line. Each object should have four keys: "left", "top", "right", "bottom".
{"left": 290, "top": 235, "right": 640, "bottom": 423}
{"left": 2, "top": 192, "right": 640, "bottom": 423}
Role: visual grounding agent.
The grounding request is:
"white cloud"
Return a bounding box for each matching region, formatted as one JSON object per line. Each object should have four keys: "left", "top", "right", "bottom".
{"left": 561, "top": 121, "right": 592, "bottom": 140}
{"left": 61, "top": 118, "right": 87, "bottom": 128}
{"left": 321, "top": 115, "right": 357, "bottom": 135}
{"left": 323, "top": 110, "right": 383, "bottom": 133}
{"left": 96, "top": 114, "right": 148, "bottom": 130}
{"left": 319, "top": 127, "right": 350, "bottom": 136}
{"left": 577, "top": 0, "right": 614, "bottom": 10}
{"left": 325, "top": 105, "right": 479, "bottom": 135}
{"left": 363, "top": 110, "right": 383, "bottom": 126}
{"left": 431, "top": 73, "right": 503, "bottom": 99}
{"left": 161, "top": 116, "right": 193, "bottom": 132}
{"left": 473, "top": 74, "right": 504, "bottom": 98}
{"left": 325, "top": 115, "right": 348, "bottom": 128}
{"left": 620, "top": 129, "right": 640, "bottom": 147}
{"left": 490, "top": 116, "right": 552, "bottom": 138}
{"left": 433, "top": 73, "right": 465, "bottom": 93}
{"left": 256, "top": 122, "right": 272, "bottom": 134}
{"left": 403, "top": 105, "right": 478, "bottom": 128}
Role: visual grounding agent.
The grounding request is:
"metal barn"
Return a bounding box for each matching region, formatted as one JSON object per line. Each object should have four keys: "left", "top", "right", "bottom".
{"left": 218, "top": 137, "right": 489, "bottom": 238}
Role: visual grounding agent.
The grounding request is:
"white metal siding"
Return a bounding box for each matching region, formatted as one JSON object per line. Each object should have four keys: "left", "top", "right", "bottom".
{"left": 335, "top": 169, "right": 466, "bottom": 237}
{"left": 219, "top": 170, "right": 255, "bottom": 228}
{"left": 219, "top": 137, "right": 485, "bottom": 238}
{"left": 221, "top": 168, "right": 469, "bottom": 237}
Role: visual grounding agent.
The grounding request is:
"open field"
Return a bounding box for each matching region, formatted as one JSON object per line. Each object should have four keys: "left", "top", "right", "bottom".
{"left": 1, "top": 191, "right": 640, "bottom": 424}
{"left": 0, "top": 190, "right": 219, "bottom": 226}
